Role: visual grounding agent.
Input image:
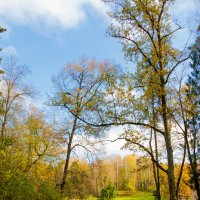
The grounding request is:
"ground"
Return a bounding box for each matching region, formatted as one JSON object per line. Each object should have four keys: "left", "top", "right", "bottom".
{"left": 115, "top": 191, "right": 155, "bottom": 200}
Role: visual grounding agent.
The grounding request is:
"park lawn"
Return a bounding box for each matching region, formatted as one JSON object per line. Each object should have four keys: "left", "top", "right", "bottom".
{"left": 115, "top": 191, "right": 155, "bottom": 200}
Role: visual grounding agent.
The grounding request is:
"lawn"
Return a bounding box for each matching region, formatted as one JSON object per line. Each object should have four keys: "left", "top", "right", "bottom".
{"left": 115, "top": 191, "right": 155, "bottom": 200}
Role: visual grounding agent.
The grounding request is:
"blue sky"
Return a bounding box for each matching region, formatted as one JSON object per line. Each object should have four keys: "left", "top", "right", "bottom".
{"left": 0, "top": 0, "right": 127, "bottom": 101}
{"left": 0, "top": 0, "right": 198, "bottom": 155}
{"left": 0, "top": 0, "right": 197, "bottom": 101}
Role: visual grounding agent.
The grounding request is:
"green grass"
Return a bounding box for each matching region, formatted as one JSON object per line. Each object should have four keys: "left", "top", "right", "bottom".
{"left": 85, "top": 191, "right": 155, "bottom": 200}
{"left": 115, "top": 191, "right": 155, "bottom": 200}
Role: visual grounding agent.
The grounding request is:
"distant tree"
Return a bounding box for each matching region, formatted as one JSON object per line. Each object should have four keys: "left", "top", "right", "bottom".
{"left": 65, "top": 160, "right": 90, "bottom": 199}
{"left": 20, "top": 108, "right": 59, "bottom": 173}
{"left": 0, "top": 26, "right": 6, "bottom": 64}
{"left": 0, "top": 57, "right": 33, "bottom": 198}
{"left": 0, "top": 57, "right": 31, "bottom": 138}
{"left": 0, "top": 26, "right": 6, "bottom": 115}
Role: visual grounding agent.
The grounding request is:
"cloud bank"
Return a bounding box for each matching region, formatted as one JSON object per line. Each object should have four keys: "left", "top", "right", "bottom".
{"left": 0, "top": 0, "right": 108, "bottom": 29}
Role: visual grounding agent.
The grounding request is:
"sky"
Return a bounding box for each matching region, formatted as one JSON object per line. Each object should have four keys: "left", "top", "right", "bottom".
{"left": 0, "top": 0, "right": 197, "bottom": 157}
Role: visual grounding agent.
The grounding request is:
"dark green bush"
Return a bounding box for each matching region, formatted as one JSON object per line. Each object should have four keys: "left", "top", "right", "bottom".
{"left": 100, "top": 182, "right": 116, "bottom": 200}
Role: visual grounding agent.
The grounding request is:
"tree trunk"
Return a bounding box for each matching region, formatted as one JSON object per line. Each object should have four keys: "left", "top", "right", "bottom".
{"left": 154, "top": 131, "right": 161, "bottom": 200}
{"left": 152, "top": 99, "right": 161, "bottom": 200}
{"left": 165, "top": 134, "right": 176, "bottom": 200}
{"left": 186, "top": 136, "right": 200, "bottom": 200}
{"left": 160, "top": 78, "right": 176, "bottom": 200}
{"left": 1, "top": 113, "right": 7, "bottom": 138}
{"left": 176, "top": 142, "right": 186, "bottom": 199}
{"left": 60, "top": 146, "right": 71, "bottom": 191}
{"left": 193, "top": 170, "right": 200, "bottom": 200}
{"left": 60, "top": 116, "right": 78, "bottom": 191}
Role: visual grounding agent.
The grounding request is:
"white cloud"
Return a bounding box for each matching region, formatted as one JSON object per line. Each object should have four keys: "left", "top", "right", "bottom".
{"left": 0, "top": 0, "right": 108, "bottom": 29}
{"left": 105, "top": 127, "right": 131, "bottom": 156}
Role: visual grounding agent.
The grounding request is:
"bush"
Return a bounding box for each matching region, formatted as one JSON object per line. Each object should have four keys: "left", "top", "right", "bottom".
{"left": 0, "top": 171, "right": 36, "bottom": 200}
{"left": 0, "top": 170, "right": 61, "bottom": 200}
{"left": 86, "top": 195, "right": 97, "bottom": 200}
{"left": 37, "top": 181, "right": 62, "bottom": 200}
{"left": 100, "top": 183, "right": 116, "bottom": 200}
{"left": 152, "top": 190, "right": 158, "bottom": 196}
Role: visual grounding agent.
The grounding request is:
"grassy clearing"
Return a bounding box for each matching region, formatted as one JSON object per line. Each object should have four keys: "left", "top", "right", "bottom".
{"left": 85, "top": 191, "right": 155, "bottom": 200}
{"left": 115, "top": 191, "right": 155, "bottom": 200}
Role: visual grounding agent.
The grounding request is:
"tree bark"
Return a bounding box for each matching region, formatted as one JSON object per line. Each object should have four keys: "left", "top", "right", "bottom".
{"left": 60, "top": 116, "right": 78, "bottom": 191}
{"left": 152, "top": 98, "right": 161, "bottom": 200}
{"left": 160, "top": 78, "right": 176, "bottom": 200}
{"left": 186, "top": 133, "right": 200, "bottom": 200}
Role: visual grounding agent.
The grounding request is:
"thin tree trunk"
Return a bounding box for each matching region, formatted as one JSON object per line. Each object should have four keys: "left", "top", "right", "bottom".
{"left": 60, "top": 116, "right": 78, "bottom": 191}
{"left": 152, "top": 98, "right": 161, "bottom": 200}
{"left": 1, "top": 85, "right": 11, "bottom": 138}
{"left": 150, "top": 127, "right": 161, "bottom": 200}
{"left": 1, "top": 112, "right": 7, "bottom": 138}
{"left": 154, "top": 130, "right": 161, "bottom": 200}
{"left": 192, "top": 126, "right": 200, "bottom": 200}
{"left": 194, "top": 172, "right": 200, "bottom": 200}
{"left": 186, "top": 134, "right": 200, "bottom": 200}
{"left": 176, "top": 142, "right": 186, "bottom": 198}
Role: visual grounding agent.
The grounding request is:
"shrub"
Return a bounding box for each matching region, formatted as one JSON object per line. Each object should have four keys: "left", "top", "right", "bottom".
{"left": 100, "top": 182, "right": 116, "bottom": 200}
{"left": 0, "top": 171, "right": 36, "bottom": 200}
{"left": 86, "top": 195, "right": 97, "bottom": 200}
{"left": 37, "top": 181, "right": 62, "bottom": 200}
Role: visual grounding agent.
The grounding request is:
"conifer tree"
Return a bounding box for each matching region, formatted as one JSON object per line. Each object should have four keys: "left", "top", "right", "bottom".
{"left": 186, "top": 30, "right": 200, "bottom": 199}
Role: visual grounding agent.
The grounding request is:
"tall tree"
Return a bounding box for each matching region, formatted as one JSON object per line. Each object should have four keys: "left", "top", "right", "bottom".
{"left": 65, "top": 1, "right": 190, "bottom": 199}
{"left": 51, "top": 58, "right": 114, "bottom": 192}
{"left": 186, "top": 31, "right": 200, "bottom": 199}
{"left": 104, "top": 1, "right": 190, "bottom": 199}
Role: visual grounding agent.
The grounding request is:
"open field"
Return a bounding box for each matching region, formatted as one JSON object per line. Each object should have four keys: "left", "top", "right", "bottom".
{"left": 88, "top": 191, "right": 155, "bottom": 200}
{"left": 115, "top": 191, "right": 155, "bottom": 200}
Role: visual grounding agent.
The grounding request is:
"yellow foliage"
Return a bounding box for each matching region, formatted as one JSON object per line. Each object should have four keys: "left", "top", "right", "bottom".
{"left": 77, "top": 88, "right": 82, "bottom": 93}
{"left": 74, "top": 63, "right": 82, "bottom": 72}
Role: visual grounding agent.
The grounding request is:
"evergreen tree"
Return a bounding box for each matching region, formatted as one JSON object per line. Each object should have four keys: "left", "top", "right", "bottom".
{"left": 186, "top": 30, "right": 200, "bottom": 199}
{"left": 0, "top": 26, "right": 6, "bottom": 65}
